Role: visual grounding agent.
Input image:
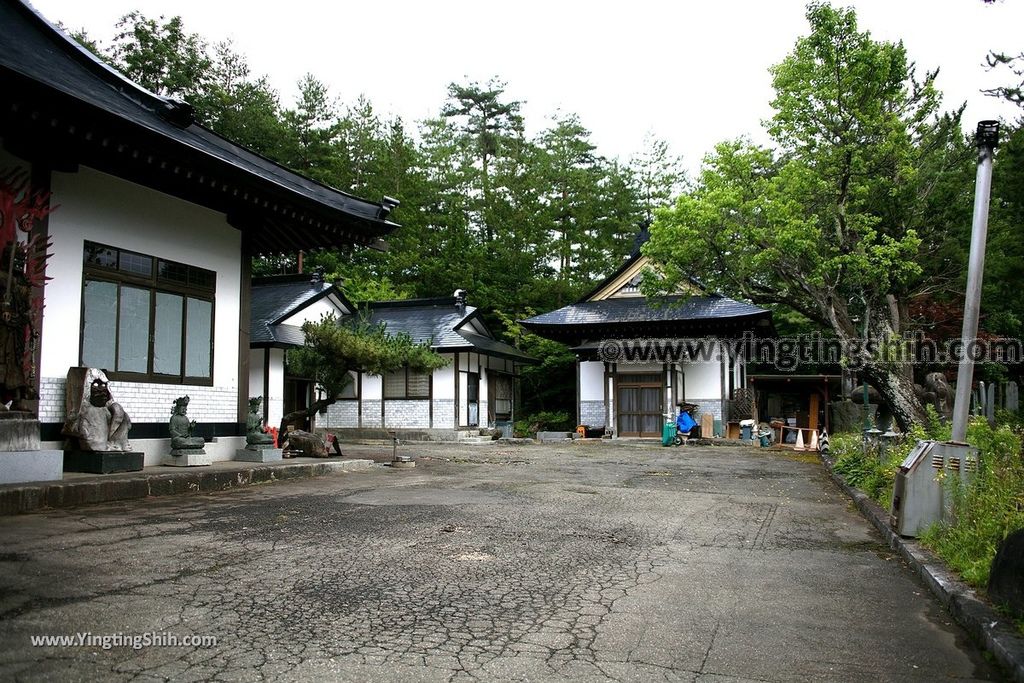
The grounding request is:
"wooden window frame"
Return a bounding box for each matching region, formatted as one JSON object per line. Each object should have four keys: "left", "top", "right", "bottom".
{"left": 79, "top": 241, "right": 216, "bottom": 386}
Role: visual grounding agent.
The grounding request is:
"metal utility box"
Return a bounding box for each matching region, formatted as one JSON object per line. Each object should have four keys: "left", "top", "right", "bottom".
{"left": 890, "top": 440, "right": 978, "bottom": 538}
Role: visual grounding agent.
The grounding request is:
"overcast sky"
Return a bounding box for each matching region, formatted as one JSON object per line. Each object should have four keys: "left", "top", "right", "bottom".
{"left": 30, "top": 0, "right": 1024, "bottom": 173}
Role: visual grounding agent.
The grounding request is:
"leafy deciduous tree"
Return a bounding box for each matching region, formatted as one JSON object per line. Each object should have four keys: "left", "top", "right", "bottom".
{"left": 644, "top": 3, "right": 963, "bottom": 430}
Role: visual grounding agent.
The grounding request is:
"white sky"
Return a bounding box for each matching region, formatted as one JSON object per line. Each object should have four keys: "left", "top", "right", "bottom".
{"left": 30, "top": 0, "right": 1024, "bottom": 173}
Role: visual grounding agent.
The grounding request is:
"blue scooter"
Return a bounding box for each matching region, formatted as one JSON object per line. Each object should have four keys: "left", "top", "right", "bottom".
{"left": 668, "top": 403, "right": 699, "bottom": 446}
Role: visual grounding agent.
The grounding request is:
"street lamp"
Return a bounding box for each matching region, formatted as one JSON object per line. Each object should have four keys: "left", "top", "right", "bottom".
{"left": 951, "top": 121, "right": 1000, "bottom": 443}
{"left": 889, "top": 121, "right": 997, "bottom": 538}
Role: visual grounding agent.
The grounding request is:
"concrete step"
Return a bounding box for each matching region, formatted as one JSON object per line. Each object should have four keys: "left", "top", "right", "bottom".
{"left": 458, "top": 436, "right": 495, "bottom": 445}
{"left": 0, "top": 458, "right": 374, "bottom": 515}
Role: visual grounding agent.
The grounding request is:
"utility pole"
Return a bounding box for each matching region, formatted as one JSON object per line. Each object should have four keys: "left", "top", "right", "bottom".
{"left": 951, "top": 121, "right": 1000, "bottom": 443}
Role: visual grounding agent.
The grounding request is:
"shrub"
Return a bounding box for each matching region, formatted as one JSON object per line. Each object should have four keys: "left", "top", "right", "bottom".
{"left": 832, "top": 432, "right": 915, "bottom": 509}
{"left": 513, "top": 411, "right": 571, "bottom": 437}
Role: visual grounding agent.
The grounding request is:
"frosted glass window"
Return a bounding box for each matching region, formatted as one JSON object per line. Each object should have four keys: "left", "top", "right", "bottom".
{"left": 82, "top": 242, "right": 216, "bottom": 383}
{"left": 407, "top": 370, "right": 430, "bottom": 398}
{"left": 117, "top": 286, "right": 150, "bottom": 373}
{"left": 384, "top": 369, "right": 405, "bottom": 398}
{"left": 153, "top": 293, "right": 183, "bottom": 375}
{"left": 185, "top": 298, "right": 212, "bottom": 378}
{"left": 81, "top": 280, "right": 117, "bottom": 370}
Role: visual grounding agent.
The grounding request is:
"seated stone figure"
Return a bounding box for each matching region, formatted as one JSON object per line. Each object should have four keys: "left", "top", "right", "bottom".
{"left": 169, "top": 396, "right": 205, "bottom": 454}
{"left": 245, "top": 397, "right": 275, "bottom": 447}
{"left": 65, "top": 368, "right": 133, "bottom": 452}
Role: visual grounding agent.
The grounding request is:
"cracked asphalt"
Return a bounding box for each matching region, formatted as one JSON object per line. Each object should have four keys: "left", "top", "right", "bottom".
{"left": 0, "top": 441, "right": 1004, "bottom": 682}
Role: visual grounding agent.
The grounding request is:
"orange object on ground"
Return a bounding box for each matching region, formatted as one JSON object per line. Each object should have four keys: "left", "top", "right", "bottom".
{"left": 264, "top": 426, "right": 279, "bottom": 448}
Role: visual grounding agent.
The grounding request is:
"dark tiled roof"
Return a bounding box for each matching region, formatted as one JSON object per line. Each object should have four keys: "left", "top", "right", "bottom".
{"left": 250, "top": 277, "right": 346, "bottom": 345}
{"left": 254, "top": 323, "right": 305, "bottom": 347}
{"left": 521, "top": 295, "right": 769, "bottom": 328}
{"left": 364, "top": 301, "right": 474, "bottom": 348}
{"left": 250, "top": 292, "right": 533, "bottom": 361}
{"left": 455, "top": 331, "right": 535, "bottom": 362}
{"left": 0, "top": 0, "right": 398, "bottom": 250}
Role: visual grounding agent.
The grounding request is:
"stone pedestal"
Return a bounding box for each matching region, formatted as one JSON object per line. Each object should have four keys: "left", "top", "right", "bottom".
{"left": 64, "top": 450, "right": 144, "bottom": 474}
{"left": 161, "top": 451, "right": 212, "bottom": 467}
{"left": 0, "top": 411, "right": 64, "bottom": 484}
{"left": 1, "top": 450, "right": 64, "bottom": 484}
{"left": 234, "top": 446, "right": 282, "bottom": 463}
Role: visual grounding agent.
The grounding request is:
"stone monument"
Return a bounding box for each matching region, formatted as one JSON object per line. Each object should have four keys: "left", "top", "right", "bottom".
{"left": 163, "top": 396, "right": 211, "bottom": 466}
{"left": 235, "top": 396, "right": 282, "bottom": 462}
{"left": 988, "top": 528, "right": 1024, "bottom": 619}
{"left": 62, "top": 367, "right": 144, "bottom": 474}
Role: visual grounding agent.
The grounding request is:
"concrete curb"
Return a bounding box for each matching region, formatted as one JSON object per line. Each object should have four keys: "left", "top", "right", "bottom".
{"left": 821, "top": 453, "right": 1024, "bottom": 683}
{"left": 0, "top": 459, "right": 375, "bottom": 516}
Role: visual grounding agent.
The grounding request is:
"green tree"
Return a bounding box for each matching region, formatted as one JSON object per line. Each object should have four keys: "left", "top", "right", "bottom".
{"left": 282, "top": 313, "right": 447, "bottom": 434}
{"left": 631, "top": 133, "right": 685, "bottom": 224}
{"left": 279, "top": 75, "right": 341, "bottom": 184}
{"left": 984, "top": 50, "right": 1024, "bottom": 108}
{"left": 110, "top": 12, "right": 212, "bottom": 101}
{"left": 644, "top": 3, "right": 963, "bottom": 430}
{"left": 441, "top": 79, "right": 524, "bottom": 242}
{"left": 201, "top": 42, "right": 286, "bottom": 157}
{"left": 537, "top": 114, "right": 641, "bottom": 299}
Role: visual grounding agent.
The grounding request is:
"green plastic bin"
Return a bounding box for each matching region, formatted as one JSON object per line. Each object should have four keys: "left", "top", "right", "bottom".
{"left": 662, "top": 421, "right": 675, "bottom": 446}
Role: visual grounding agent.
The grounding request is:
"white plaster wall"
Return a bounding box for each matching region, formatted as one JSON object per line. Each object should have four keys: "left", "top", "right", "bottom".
{"left": 361, "top": 374, "right": 382, "bottom": 400}
{"left": 433, "top": 364, "right": 455, "bottom": 399}
{"left": 580, "top": 361, "right": 605, "bottom": 401}
{"left": 267, "top": 349, "right": 285, "bottom": 428}
{"left": 248, "top": 349, "right": 265, "bottom": 403}
{"left": 683, "top": 357, "right": 722, "bottom": 400}
{"left": 617, "top": 361, "right": 662, "bottom": 373}
{"left": 280, "top": 296, "right": 343, "bottom": 327}
{"left": 40, "top": 166, "right": 241, "bottom": 422}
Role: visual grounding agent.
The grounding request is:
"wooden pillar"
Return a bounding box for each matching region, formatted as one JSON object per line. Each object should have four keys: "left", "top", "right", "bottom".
{"left": 809, "top": 391, "right": 820, "bottom": 432}
{"left": 237, "top": 230, "right": 252, "bottom": 426}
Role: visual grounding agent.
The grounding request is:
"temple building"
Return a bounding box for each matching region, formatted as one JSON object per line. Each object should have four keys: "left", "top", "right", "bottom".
{"left": 520, "top": 242, "right": 772, "bottom": 438}
{"left": 0, "top": 0, "right": 397, "bottom": 465}
{"left": 250, "top": 276, "right": 533, "bottom": 440}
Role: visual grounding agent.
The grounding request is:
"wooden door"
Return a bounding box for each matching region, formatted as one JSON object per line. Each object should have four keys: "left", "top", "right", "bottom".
{"left": 616, "top": 373, "right": 663, "bottom": 437}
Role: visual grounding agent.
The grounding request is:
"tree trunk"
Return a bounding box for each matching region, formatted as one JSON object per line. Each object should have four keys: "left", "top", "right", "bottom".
{"left": 825, "top": 297, "right": 929, "bottom": 433}
{"left": 862, "top": 364, "right": 929, "bottom": 432}
{"left": 278, "top": 397, "right": 335, "bottom": 440}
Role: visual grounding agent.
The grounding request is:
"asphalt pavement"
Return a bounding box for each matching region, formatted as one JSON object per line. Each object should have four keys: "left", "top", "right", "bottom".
{"left": 0, "top": 441, "right": 1004, "bottom": 682}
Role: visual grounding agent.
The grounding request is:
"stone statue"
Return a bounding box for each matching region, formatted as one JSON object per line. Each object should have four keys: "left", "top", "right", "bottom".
{"left": 1, "top": 168, "right": 55, "bottom": 416}
{"left": 915, "top": 371, "right": 955, "bottom": 420}
{"left": 64, "top": 368, "right": 132, "bottom": 451}
{"left": 245, "top": 397, "right": 275, "bottom": 447}
{"left": 168, "top": 396, "right": 205, "bottom": 455}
